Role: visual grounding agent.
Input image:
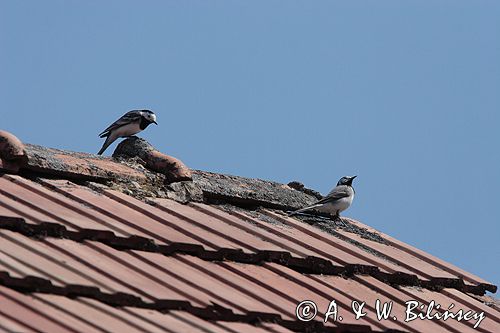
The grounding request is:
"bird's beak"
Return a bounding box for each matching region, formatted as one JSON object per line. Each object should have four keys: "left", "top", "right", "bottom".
{"left": 153, "top": 121, "right": 158, "bottom": 125}
{"left": 350, "top": 175, "right": 357, "bottom": 180}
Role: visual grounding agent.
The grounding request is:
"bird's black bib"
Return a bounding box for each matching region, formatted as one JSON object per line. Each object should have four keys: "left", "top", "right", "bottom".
{"left": 140, "top": 117, "right": 152, "bottom": 130}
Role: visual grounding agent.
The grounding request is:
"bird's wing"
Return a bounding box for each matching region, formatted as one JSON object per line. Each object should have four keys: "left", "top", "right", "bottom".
{"left": 314, "top": 186, "right": 350, "bottom": 205}
{"left": 289, "top": 186, "right": 351, "bottom": 215}
{"left": 98, "top": 111, "right": 142, "bottom": 137}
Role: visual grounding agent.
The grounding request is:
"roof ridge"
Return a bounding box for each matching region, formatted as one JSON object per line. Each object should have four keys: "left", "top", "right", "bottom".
{"left": 0, "top": 130, "right": 191, "bottom": 184}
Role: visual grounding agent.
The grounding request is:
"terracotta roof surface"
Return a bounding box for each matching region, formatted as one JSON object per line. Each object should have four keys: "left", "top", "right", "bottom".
{"left": 0, "top": 131, "right": 498, "bottom": 333}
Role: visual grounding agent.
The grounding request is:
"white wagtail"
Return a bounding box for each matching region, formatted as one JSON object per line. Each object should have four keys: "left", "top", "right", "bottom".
{"left": 97, "top": 110, "right": 157, "bottom": 155}
{"left": 289, "top": 176, "right": 357, "bottom": 222}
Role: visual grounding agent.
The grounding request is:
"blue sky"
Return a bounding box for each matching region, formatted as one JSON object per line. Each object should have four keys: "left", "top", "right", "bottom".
{"left": 1, "top": 1, "right": 499, "bottom": 290}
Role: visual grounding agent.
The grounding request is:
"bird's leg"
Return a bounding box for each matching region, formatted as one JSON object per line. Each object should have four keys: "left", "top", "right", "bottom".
{"left": 334, "top": 211, "right": 348, "bottom": 228}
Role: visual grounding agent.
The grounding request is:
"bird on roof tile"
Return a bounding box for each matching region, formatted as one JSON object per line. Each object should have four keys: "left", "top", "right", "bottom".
{"left": 289, "top": 176, "right": 357, "bottom": 223}
{"left": 97, "top": 110, "right": 157, "bottom": 155}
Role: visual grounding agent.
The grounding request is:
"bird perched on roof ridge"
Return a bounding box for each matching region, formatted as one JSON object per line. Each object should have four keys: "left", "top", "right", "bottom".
{"left": 97, "top": 110, "right": 157, "bottom": 155}
{"left": 289, "top": 176, "right": 357, "bottom": 221}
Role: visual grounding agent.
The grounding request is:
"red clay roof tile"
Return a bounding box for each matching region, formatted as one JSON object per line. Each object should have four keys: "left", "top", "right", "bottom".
{"left": 0, "top": 137, "right": 498, "bottom": 332}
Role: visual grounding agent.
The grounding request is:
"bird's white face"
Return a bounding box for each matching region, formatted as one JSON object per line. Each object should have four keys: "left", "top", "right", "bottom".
{"left": 141, "top": 111, "right": 157, "bottom": 124}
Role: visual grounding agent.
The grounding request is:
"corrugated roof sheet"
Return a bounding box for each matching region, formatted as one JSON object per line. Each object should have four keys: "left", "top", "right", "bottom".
{"left": 0, "top": 136, "right": 498, "bottom": 332}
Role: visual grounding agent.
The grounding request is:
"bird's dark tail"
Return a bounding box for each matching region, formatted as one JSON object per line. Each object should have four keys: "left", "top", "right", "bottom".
{"left": 288, "top": 208, "right": 305, "bottom": 216}
{"left": 98, "top": 129, "right": 110, "bottom": 138}
{"left": 288, "top": 204, "right": 321, "bottom": 216}
{"left": 97, "top": 135, "right": 114, "bottom": 155}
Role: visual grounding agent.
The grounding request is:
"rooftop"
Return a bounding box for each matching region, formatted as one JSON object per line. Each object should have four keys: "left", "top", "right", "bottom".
{"left": 0, "top": 130, "right": 498, "bottom": 333}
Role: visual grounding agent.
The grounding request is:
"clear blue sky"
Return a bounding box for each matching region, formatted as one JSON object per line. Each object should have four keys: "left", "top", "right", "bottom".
{"left": 1, "top": 1, "right": 499, "bottom": 291}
